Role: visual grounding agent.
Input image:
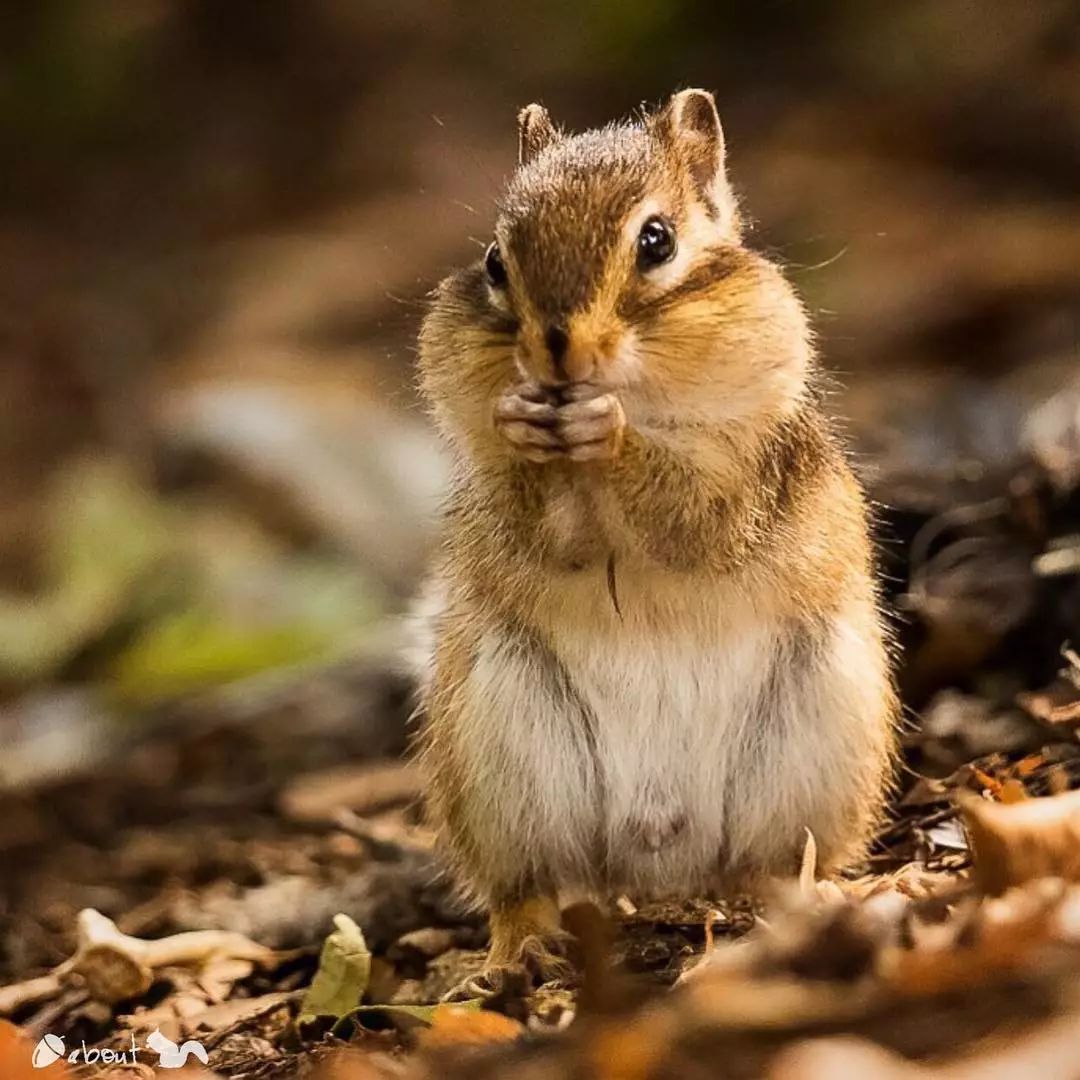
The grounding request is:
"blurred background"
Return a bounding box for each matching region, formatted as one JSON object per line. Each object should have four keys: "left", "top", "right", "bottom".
{"left": 1, "top": 0, "right": 1079, "bottom": 990}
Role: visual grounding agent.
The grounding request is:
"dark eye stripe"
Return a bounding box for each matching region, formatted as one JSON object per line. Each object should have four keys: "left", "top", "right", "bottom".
{"left": 619, "top": 246, "right": 746, "bottom": 321}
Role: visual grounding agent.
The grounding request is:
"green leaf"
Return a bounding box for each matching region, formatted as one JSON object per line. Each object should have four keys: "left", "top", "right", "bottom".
{"left": 108, "top": 607, "right": 330, "bottom": 706}
{"left": 0, "top": 456, "right": 178, "bottom": 682}
{"left": 299, "top": 914, "right": 372, "bottom": 1023}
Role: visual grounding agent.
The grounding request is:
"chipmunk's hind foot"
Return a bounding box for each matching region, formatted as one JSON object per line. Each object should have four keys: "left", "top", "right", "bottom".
{"left": 442, "top": 895, "right": 579, "bottom": 1001}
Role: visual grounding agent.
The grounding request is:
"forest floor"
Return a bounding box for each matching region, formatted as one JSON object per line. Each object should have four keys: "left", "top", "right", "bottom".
{"left": 2, "top": 408, "right": 1080, "bottom": 1079}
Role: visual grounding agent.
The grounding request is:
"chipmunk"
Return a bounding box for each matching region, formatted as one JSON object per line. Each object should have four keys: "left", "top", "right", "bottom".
{"left": 414, "top": 89, "right": 898, "bottom": 996}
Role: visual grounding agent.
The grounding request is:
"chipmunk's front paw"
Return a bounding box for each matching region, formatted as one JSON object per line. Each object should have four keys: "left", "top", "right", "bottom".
{"left": 555, "top": 388, "right": 625, "bottom": 462}
{"left": 494, "top": 383, "right": 562, "bottom": 463}
{"left": 494, "top": 382, "right": 625, "bottom": 463}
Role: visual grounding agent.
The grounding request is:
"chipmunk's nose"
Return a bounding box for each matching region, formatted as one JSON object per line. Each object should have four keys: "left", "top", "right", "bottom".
{"left": 544, "top": 323, "right": 594, "bottom": 383}
{"left": 544, "top": 325, "right": 568, "bottom": 373}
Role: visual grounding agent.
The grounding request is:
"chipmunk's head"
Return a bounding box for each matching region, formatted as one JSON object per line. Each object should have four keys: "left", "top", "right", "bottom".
{"left": 421, "top": 90, "right": 812, "bottom": 449}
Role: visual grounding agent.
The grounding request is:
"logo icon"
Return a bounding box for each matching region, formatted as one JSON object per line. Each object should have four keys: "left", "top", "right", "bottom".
{"left": 146, "top": 1029, "right": 209, "bottom": 1069}
{"left": 31, "top": 1034, "right": 65, "bottom": 1069}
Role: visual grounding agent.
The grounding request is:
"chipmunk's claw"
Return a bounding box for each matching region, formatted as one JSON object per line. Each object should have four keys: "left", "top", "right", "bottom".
{"left": 441, "top": 962, "right": 526, "bottom": 1003}
{"left": 441, "top": 934, "right": 577, "bottom": 1003}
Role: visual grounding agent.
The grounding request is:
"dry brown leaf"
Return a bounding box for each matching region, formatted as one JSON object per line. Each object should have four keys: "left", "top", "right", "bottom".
{"left": 771, "top": 1011, "right": 1080, "bottom": 1079}
{"left": 970, "top": 766, "right": 1004, "bottom": 798}
{"left": 899, "top": 776, "right": 950, "bottom": 807}
{"left": 0, "top": 1020, "right": 72, "bottom": 1080}
{"left": 1015, "top": 753, "right": 1047, "bottom": 777}
{"left": 1017, "top": 687, "right": 1080, "bottom": 729}
{"left": 842, "top": 864, "right": 964, "bottom": 902}
{"left": 183, "top": 991, "right": 295, "bottom": 1039}
{"left": 418, "top": 1006, "right": 524, "bottom": 1052}
{"left": 882, "top": 899, "right": 1054, "bottom": 996}
{"left": 584, "top": 1012, "right": 679, "bottom": 1080}
{"left": 961, "top": 788, "right": 1080, "bottom": 893}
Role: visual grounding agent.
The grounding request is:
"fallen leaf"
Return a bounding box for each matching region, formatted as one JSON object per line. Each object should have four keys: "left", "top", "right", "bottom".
{"left": 418, "top": 1004, "right": 523, "bottom": 1050}
{"left": 882, "top": 895, "right": 1054, "bottom": 996}
{"left": 0, "top": 1020, "right": 71, "bottom": 1080}
{"left": 300, "top": 914, "right": 372, "bottom": 1022}
{"left": 389, "top": 928, "right": 457, "bottom": 965}
{"left": 961, "top": 789, "right": 1080, "bottom": 893}
{"left": 772, "top": 1011, "right": 1080, "bottom": 1079}
{"left": 182, "top": 991, "right": 295, "bottom": 1037}
{"left": 1017, "top": 684, "right": 1080, "bottom": 730}
{"left": 1015, "top": 754, "right": 1046, "bottom": 777}
{"left": 998, "top": 778, "right": 1029, "bottom": 804}
{"left": 899, "top": 776, "right": 950, "bottom": 807}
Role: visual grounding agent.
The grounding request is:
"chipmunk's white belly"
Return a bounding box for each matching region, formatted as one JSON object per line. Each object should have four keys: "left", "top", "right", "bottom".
{"left": 450, "top": 564, "right": 882, "bottom": 899}
{"left": 550, "top": 588, "right": 779, "bottom": 893}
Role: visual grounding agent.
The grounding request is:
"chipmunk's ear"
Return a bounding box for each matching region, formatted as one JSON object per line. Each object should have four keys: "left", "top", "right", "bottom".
{"left": 660, "top": 89, "right": 728, "bottom": 202}
{"left": 518, "top": 103, "right": 557, "bottom": 165}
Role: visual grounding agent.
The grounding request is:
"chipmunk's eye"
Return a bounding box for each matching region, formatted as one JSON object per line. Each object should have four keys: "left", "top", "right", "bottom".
{"left": 636, "top": 216, "right": 677, "bottom": 270}
{"left": 484, "top": 241, "right": 508, "bottom": 288}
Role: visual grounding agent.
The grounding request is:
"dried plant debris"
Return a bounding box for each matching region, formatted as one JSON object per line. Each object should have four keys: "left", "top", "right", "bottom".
{"left": 1017, "top": 647, "right": 1080, "bottom": 735}
{"left": 0, "top": 908, "right": 276, "bottom": 1017}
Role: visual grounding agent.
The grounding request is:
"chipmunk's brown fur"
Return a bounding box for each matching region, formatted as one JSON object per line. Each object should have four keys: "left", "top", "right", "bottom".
{"left": 414, "top": 90, "right": 898, "bottom": 997}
